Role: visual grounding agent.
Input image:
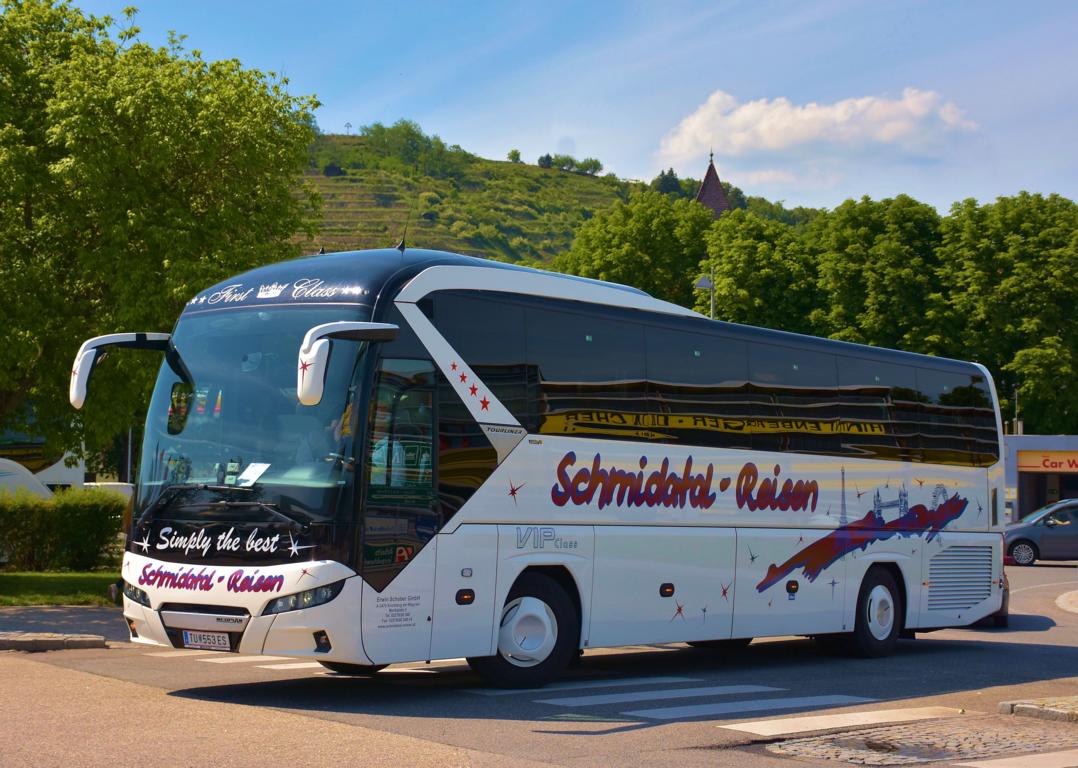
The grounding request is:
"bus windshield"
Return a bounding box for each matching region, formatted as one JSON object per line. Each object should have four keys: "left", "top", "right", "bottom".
{"left": 136, "top": 305, "right": 369, "bottom": 524}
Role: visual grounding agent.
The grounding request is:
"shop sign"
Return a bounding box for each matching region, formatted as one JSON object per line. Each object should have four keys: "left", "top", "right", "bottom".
{"left": 1016, "top": 451, "right": 1078, "bottom": 473}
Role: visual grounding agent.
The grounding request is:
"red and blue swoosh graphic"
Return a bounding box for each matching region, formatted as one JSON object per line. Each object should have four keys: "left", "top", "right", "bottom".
{"left": 756, "top": 494, "right": 968, "bottom": 592}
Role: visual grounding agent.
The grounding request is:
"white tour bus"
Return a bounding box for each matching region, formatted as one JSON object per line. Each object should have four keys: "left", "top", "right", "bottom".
{"left": 71, "top": 248, "right": 1005, "bottom": 686}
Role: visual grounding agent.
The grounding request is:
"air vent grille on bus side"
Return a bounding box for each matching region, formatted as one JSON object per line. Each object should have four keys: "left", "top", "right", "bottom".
{"left": 927, "top": 545, "right": 993, "bottom": 611}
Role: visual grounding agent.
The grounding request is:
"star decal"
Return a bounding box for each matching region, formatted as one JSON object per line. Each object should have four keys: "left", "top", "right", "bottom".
{"left": 829, "top": 578, "right": 839, "bottom": 598}
{"left": 479, "top": 396, "right": 490, "bottom": 411}
{"left": 287, "top": 532, "right": 316, "bottom": 558}
{"left": 469, "top": 383, "right": 478, "bottom": 396}
{"left": 768, "top": 599, "right": 773, "bottom": 608}
{"left": 136, "top": 534, "right": 151, "bottom": 552}
{"left": 748, "top": 548, "right": 758, "bottom": 563}
{"left": 670, "top": 601, "right": 685, "bottom": 621}
{"left": 508, "top": 479, "right": 526, "bottom": 505}
{"left": 720, "top": 582, "right": 731, "bottom": 601}
{"left": 299, "top": 567, "right": 314, "bottom": 581}
{"left": 459, "top": 372, "right": 467, "bottom": 383}
{"left": 450, "top": 362, "right": 458, "bottom": 371}
{"left": 298, "top": 359, "right": 311, "bottom": 382}
{"left": 700, "top": 605, "right": 708, "bottom": 623}
{"left": 797, "top": 534, "right": 805, "bottom": 545}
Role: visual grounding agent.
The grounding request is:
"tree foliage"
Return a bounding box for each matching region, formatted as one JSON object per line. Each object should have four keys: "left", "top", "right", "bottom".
{"left": 553, "top": 190, "right": 714, "bottom": 307}
{"left": 700, "top": 210, "right": 817, "bottom": 334}
{"left": 506, "top": 148, "right": 521, "bottom": 163}
{"left": 0, "top": 0, "right": 319, "bottom": 462}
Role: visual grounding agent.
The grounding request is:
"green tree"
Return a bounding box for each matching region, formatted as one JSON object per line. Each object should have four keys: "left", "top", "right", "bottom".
{"left": 650, "top": 168, "right": 682, "bottom": 196}
{"left": 555, "top": 190, "right": 715, "bottom": 307}
{"left": 808, "top": 195, "right": 942, "bottom": 350}
{"left": 506, "top": 148, "right": 521, "bottom": 163}
{"left": 536, "top": 153, "right": 553, "bottom": 169}
{"left": 0, "top": 0, "right": 320, "bottom": 463}
{"left": 936, "top": 193, "right": 1078, "bottom": 432}
{"left": 550, "top": 153, "right": 576, "bottom": 171}
{"left": 699, "top": 210, "right": 817, "bottom": 333}
{"left": 577, "top": 157, "right": 603, "bottom": 175}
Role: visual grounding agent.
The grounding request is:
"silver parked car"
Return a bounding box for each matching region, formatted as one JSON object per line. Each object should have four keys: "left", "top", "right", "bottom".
{"left": 1005, "top": 499, "right": 1078, "bottom": 565}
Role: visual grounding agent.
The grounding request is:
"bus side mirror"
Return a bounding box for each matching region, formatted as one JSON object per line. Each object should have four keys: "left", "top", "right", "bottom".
{"left": 70, "top": 333, "right": 170, "bottom": 409}
{"left": 297, "top": 322, "right": 398, "bottom": 406}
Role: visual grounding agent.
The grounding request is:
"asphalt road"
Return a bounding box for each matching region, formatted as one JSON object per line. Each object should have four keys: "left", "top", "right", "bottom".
{"left": 5, "top": 562, "right": 1078, "bottom": 768}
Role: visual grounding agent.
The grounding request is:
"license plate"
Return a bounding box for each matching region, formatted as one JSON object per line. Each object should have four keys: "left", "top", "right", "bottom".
{"left": 182, "top": 630, "right": 231, "bottom": 651}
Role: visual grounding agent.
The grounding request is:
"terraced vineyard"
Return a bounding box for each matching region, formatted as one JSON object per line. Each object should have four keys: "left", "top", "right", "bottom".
{"left": 295, "top": 132, "right": 630, "bottom": 264}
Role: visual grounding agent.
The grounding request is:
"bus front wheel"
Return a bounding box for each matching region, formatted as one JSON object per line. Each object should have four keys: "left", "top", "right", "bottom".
{"left": 848, "top": 567, "right": 902, "bottom": 658}
{"left": 467, "top": 571, "right": 579, "bottom": 688}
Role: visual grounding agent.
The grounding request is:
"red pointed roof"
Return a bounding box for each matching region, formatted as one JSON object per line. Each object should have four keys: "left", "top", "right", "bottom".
{"left": 696, "top": 154, "right": 732, "bottom": 219}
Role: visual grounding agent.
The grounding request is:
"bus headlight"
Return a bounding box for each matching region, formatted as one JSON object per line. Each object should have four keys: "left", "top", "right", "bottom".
{"left": 263, "top": 580, "right": 346, "bottom": 616}
{"left": 123, "top": 581, "right": 151, "bottom": 607}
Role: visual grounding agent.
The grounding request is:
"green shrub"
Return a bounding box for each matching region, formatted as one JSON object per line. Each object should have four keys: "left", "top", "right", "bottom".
{"left": 0, "top": 488, "right": 124, "bottom": 570}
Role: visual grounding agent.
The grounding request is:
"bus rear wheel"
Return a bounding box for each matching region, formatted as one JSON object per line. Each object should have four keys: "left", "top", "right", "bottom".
{"left": 848, "top": 567, "right": 902, "bottom": 658}
{"left": 467, "top": 571, "right": 579, "bottom": 688}
{"left": 318, "top": 662, "right": 386, "bottom": 675}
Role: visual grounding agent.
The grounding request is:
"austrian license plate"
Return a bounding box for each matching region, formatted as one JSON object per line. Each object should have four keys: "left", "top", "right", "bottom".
{"left": 181, "top": 630, "right": 231, "bottom": 651}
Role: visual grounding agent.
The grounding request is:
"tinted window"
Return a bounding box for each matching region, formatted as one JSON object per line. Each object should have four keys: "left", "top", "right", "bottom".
{"left": 749, "top": 344, "right": 839, "bottom": 454}
{"left": 526, "top": 304, "right": 649, "bottom": 440}
{"left": 916, "top": 367, "right": 998, "bottom": 466}
{"left": 362, "top": 359, "right": 436, "bottom": 591}
{"left": 435, "top": 292, "right": 529, "bottom": 427}
{"left": 437, "top": 370, "right": 498, "bottom": 522}
{"left": 837, "top": 356, "right": 921, "bottom": 462}
{"left": 645, "top": 323, "right": 751, "bottom": 449}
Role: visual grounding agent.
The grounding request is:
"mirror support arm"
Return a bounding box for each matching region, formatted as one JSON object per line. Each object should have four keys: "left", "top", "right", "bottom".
{"left": 297, "top": 322, "right": 398, "bottom": 406}
{"left": 70, "top": 333, "right": 171, "bottom": 409}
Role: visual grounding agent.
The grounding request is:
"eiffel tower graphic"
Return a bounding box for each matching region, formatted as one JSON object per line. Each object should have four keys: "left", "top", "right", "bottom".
{"left": 840, "top": 466, "right": 848, "bottom": 526}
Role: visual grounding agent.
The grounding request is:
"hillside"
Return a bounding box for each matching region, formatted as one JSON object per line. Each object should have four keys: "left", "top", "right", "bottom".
{"left": 298, "top": 128, "right": 629, "bottom": 263}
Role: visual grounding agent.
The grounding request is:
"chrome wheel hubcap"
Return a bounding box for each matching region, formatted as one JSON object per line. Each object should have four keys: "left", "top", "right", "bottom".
{"left": 1012, "top": 543, "right": 1034, "bottom": 565}
{"left": 497, "top": 596, "right": 558, "bottom": 668}
{"left": 866, "top": 584, "right": 895, "bottom": 641}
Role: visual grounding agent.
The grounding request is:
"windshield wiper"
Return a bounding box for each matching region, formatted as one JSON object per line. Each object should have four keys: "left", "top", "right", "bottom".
{"left": 204, "top": 500, "right": 313, "bottom": 531}
{"left": 135, "top": 483, "right": 252, "bottom": 528}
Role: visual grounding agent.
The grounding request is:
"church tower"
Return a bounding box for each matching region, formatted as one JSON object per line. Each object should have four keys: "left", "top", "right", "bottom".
{"left": 695, "top": 152, "right": 733, "bottom": 219}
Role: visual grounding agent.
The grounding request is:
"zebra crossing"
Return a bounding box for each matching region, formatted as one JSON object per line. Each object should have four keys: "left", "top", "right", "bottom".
{"left": 139, "top": 647, "right": 887, "bottom": 725}
{"left": 466, "top": 674, "right": 875, "bottom": 722}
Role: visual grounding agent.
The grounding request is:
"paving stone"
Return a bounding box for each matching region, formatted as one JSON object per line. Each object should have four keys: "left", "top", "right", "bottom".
{"left": 767, "top": 713, "right": 1078, "bottom": 765}
{"left": 1000, "top": 696, "right": 1078, "bottom": 723}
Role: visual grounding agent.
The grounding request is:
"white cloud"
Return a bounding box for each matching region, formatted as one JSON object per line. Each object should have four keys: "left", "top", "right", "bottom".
{"left": 658, "top": 87, "right": 977, "bottom": 166}
{"left": 735, "top": 168, "right": 798, "bottom": 185}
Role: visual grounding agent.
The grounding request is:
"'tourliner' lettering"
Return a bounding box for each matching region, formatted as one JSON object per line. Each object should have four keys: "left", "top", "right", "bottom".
{"left": 550, "top": 452, "right": 716, "bottom": 510}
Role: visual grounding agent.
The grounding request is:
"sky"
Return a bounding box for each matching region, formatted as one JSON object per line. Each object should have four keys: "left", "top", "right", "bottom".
{"left": 78, "top": 0, "right": 1078, "bottom": 210}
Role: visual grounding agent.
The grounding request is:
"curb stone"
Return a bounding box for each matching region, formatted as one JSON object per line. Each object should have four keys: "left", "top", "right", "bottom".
{"left": 0, "top": 631, "right": 107, "bottom": 651}
{"left": 1000, "top": 697, "right": 1078, "bottom": 723}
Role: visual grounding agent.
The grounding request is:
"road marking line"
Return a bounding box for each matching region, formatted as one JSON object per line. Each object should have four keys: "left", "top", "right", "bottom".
{"left": 145, "top": 650, "right": 218, "bottom": 658}
{"left": 1010, "top": 580, "right": 1078, "bottom": 595}
{"left": 200, "top": 655, "right": 291, "bottom": 664}
{"left": 719, "top": 706, "right": 965, "bottom": 736}
{"left": 257, "top": 662, "right": 325, "bottom": 670}
{"left": 624, "top": 694, "right": 875, "bottom": 721}
{"left": 537, "top": 684, "right": 783, "bottom": 708}
{"left": 467, "top": 675, "right": 700, "bottom": 696}
{"left": 954, "top": 748, "right": 1078, "bottom": 768}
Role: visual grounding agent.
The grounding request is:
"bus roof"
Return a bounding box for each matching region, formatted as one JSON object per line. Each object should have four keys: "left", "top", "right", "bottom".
{"left": 183, "top": 247, "right": 985, "bottom": 378}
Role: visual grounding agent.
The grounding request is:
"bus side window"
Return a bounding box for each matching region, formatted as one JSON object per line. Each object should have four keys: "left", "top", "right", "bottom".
{"left": 644, "top": 323, "right": 750, "bottom": 450}
{"left": 525, "top": 304, "right": 648, "bottom": 441}
{"left": 749, "top": 344, "right": 838, "bottom": 455}
{"left": 837, "top": 356, "right": 918, "bottom": 462}
{"left": 433, "top": 292, "right": 531, "bottom": 429}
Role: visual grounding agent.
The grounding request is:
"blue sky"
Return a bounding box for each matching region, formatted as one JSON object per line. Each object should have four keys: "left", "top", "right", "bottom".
{"left": 80, "top": 0, "right": 1077, "bottom": 210}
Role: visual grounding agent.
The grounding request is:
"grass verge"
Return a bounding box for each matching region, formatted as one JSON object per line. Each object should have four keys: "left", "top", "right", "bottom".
{"left": 0, "top": 571, "right": 119, "bottom": 606}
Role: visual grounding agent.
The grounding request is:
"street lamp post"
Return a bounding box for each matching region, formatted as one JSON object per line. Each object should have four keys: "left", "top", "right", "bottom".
{"left": 694, "top": 267, "right": 715, "bottom": 320}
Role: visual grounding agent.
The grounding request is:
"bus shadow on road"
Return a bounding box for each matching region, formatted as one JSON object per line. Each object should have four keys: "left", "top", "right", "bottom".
{"left": 167, "top": 635, "right": 1078, "bottom": 730}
